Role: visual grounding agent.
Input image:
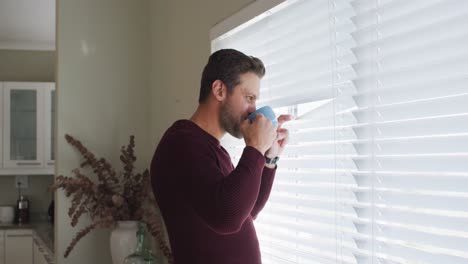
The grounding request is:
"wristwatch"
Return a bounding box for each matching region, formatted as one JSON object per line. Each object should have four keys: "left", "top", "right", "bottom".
{"left": 265, "top": 156, "right": 279, "bottom": 165}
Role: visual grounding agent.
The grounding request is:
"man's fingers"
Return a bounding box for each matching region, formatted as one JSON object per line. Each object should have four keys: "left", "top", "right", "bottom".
{"left": 278, "top": 129, "right": 289, "bottom": 146}
{"left": 276, "top": 128, "right": 289, "bottom": 140}
{"left": 277, "top": 114, "right": 294, "bottom": 128}
{"left": 279, "top": 135, "right": 289, "bottom": 147}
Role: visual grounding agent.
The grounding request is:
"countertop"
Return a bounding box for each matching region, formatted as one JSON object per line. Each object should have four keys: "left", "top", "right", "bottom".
{"left": 33, "top": 222, "right": 54, "bottom": 252}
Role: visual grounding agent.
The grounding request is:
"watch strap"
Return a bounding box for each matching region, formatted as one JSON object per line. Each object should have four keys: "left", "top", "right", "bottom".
{"left": 265, "top": 156, "right": 279, "bottom": 165}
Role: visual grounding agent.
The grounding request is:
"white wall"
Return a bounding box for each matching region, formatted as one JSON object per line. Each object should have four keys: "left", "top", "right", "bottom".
{"left": 149, "top": 0, "right": 254, "bottom": 143}
{"left": 56, "top": 0, "right": 150, "bottom": 263}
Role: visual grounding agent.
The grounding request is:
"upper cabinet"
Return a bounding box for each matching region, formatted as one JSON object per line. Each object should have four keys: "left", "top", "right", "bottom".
{"left": 44, "top": 86, "right": 55, "bottom": 167}
{"left": 1, "top": 82, "right": 55, "bottom": 175}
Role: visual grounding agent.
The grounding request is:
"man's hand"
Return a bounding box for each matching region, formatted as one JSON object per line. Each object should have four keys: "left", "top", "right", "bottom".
{"left": 265, "top": 114, "right": 293, "bottom": 159}
{"left": 241, "top": 114, "right": 277, "bottom": 155}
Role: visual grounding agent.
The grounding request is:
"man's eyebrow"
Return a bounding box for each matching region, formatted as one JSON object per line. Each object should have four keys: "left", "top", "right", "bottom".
{"left": 247, "top": 94, "right": 258, "bottom": 100}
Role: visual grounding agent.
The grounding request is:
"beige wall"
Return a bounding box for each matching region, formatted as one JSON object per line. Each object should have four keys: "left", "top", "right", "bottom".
{"left": 56, "top": 0, "right": 150, "bottom": 263}
{"left": 149, "top": 0, "right": 254, "bottom": 144}
{"left": 0, "top": 49, "right": 55, "bottom": 81}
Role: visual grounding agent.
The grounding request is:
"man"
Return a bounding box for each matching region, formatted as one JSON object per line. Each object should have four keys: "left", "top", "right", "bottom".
{"left": 151, "top": 49, "right": 291, "bottom": 264}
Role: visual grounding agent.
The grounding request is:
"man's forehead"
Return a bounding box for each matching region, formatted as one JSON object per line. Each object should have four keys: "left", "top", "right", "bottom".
{"left": 239, "top": 74, "right": 261, "bottom": 93}
{"left": 240, "top": 82, "right": 260, "bottom": 96}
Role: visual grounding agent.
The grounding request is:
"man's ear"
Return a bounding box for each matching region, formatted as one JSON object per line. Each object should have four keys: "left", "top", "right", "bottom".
{"left": 211, "top": 80, "right": 227, "bottom": 101}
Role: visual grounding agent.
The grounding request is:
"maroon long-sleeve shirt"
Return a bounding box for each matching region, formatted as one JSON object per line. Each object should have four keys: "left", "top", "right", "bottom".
{"left": 151, "top": 120, "right": 276, "bottom": 264}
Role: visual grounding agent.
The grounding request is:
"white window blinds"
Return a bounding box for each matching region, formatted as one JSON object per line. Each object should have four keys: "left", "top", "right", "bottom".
{"left": 211, "top": 0, "right": 468, "bottom": 263}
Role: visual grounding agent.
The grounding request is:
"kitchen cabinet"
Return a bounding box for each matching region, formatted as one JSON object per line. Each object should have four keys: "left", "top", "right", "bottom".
{"left": 5, "top": 229, "right": 33, "bottom": 264}
{"left": 33, "top": 239, "right": 48, "bottom": 264}
{"left": 0, "top": 230, "right": 4, "bottom": 264}
{"left": 44, "top": 86, "right": 55, "bottom": 169}
{"left": 0, "top": 82, "right": 55, "bottom": 175}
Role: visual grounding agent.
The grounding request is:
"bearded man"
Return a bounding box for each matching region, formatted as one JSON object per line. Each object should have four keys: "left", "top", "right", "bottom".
{"left": 151, "top": 49, "right": 291, "bottom": 264}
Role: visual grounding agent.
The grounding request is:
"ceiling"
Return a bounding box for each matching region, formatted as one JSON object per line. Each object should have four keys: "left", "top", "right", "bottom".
{"left": 0, "top": 0, "right": 55, "bottom": 50}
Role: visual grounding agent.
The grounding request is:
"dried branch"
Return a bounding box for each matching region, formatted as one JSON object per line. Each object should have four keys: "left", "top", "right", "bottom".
{"left": 64, "top": 222, "right": 97, "bottom": 258}
{"left": 50, "top": 134, "right": 172, "bottom": 260}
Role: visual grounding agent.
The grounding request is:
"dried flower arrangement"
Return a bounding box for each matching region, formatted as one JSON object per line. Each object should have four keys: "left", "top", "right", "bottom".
{"left": 50, "top": 134, "right": 173, "bottom": 263}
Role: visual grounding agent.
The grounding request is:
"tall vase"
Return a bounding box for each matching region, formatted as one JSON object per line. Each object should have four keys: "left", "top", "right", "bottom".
{"left": 110, "top": 221, "right": 139, "bottom": 264}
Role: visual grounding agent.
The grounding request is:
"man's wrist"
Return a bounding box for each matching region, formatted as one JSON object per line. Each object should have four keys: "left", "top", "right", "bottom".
{"left": 265, "top": 156, "right": 279, "bottom": 168}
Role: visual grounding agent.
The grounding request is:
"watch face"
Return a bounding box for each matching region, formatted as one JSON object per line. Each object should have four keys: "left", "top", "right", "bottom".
{"left": 266, "top": 156, "right": 279, "bottom": 164}
{"left": 272, "top": 157, "right": 279, "bottom": 164}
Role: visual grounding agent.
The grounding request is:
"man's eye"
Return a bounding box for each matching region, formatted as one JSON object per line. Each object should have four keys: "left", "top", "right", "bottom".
{"left": 247, "top": 96, "right": 254, "bottom": 101}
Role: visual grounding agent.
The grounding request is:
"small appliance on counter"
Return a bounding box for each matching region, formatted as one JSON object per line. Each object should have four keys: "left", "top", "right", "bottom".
{"left": 15, "top": 195, "right": 30, "bottom": 224}
{"left": 0, "top": 205, "right": 15, "bottom": 224}
{"left": 15, "top": 181, "right": 30, "bottom": 224}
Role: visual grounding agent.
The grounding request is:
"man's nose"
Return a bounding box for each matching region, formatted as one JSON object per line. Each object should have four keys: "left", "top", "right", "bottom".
{"left": 248, "top": 104, "right": 256, "bottom": 113}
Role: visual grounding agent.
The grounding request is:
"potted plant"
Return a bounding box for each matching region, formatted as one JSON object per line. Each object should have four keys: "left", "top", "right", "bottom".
{"left": 50, "top": 134, "right": 172, "bottom": 263}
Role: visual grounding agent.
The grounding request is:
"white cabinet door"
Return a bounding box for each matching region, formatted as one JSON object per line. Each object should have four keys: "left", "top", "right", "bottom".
{"left": 0, "top": 83, "right": 3, "bottom": 169}
{"left": 0, "top": 230, "right": 5, "bottom": 264}
{"left": 44, "top": 84, "right": 55, "bottom": 168}
{"left": 5, "top": 229, "right": 33, "bottom": 264}
{"left": 3, "top": 82, "right": 45, "bottom": 169}
{"left": 33, "top": 240, "right": 48, "bottom": 264}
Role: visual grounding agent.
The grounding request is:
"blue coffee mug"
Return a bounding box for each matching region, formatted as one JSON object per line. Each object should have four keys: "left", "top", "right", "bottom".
{"left": 248, "top": 106, "right": 278, "bottom": 127}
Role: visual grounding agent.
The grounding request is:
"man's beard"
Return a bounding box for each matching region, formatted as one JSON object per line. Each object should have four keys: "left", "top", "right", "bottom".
{"left": 220, "top": 100, "right": 243, "bottom": 139}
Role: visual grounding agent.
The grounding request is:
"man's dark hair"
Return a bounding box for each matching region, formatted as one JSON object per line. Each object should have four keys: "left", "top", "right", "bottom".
{"left": 198, "top": 49, "right": 265, "bottom": 103}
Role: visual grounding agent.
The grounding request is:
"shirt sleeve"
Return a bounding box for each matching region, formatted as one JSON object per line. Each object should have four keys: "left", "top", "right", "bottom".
{"left": 173, "top": 135, "right": 266, "bottom": 235}
{"left": 251, "top": 166, "right": 276, "bottom": 220}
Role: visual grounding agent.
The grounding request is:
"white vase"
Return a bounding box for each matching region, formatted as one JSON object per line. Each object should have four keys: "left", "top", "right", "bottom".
{"left": 110, "top": 221, "right": 139, "bottom": 264}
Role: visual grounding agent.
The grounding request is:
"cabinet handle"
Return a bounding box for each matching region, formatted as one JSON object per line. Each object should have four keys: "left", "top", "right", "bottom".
{"left": 47, "top": 162, "right": 55, "bottom": 166}
{"left": 17, "top": 162, "right": 41, "bottom": 166}
{"left": 7, "top": 234, "right": 32, "bottom": 237}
